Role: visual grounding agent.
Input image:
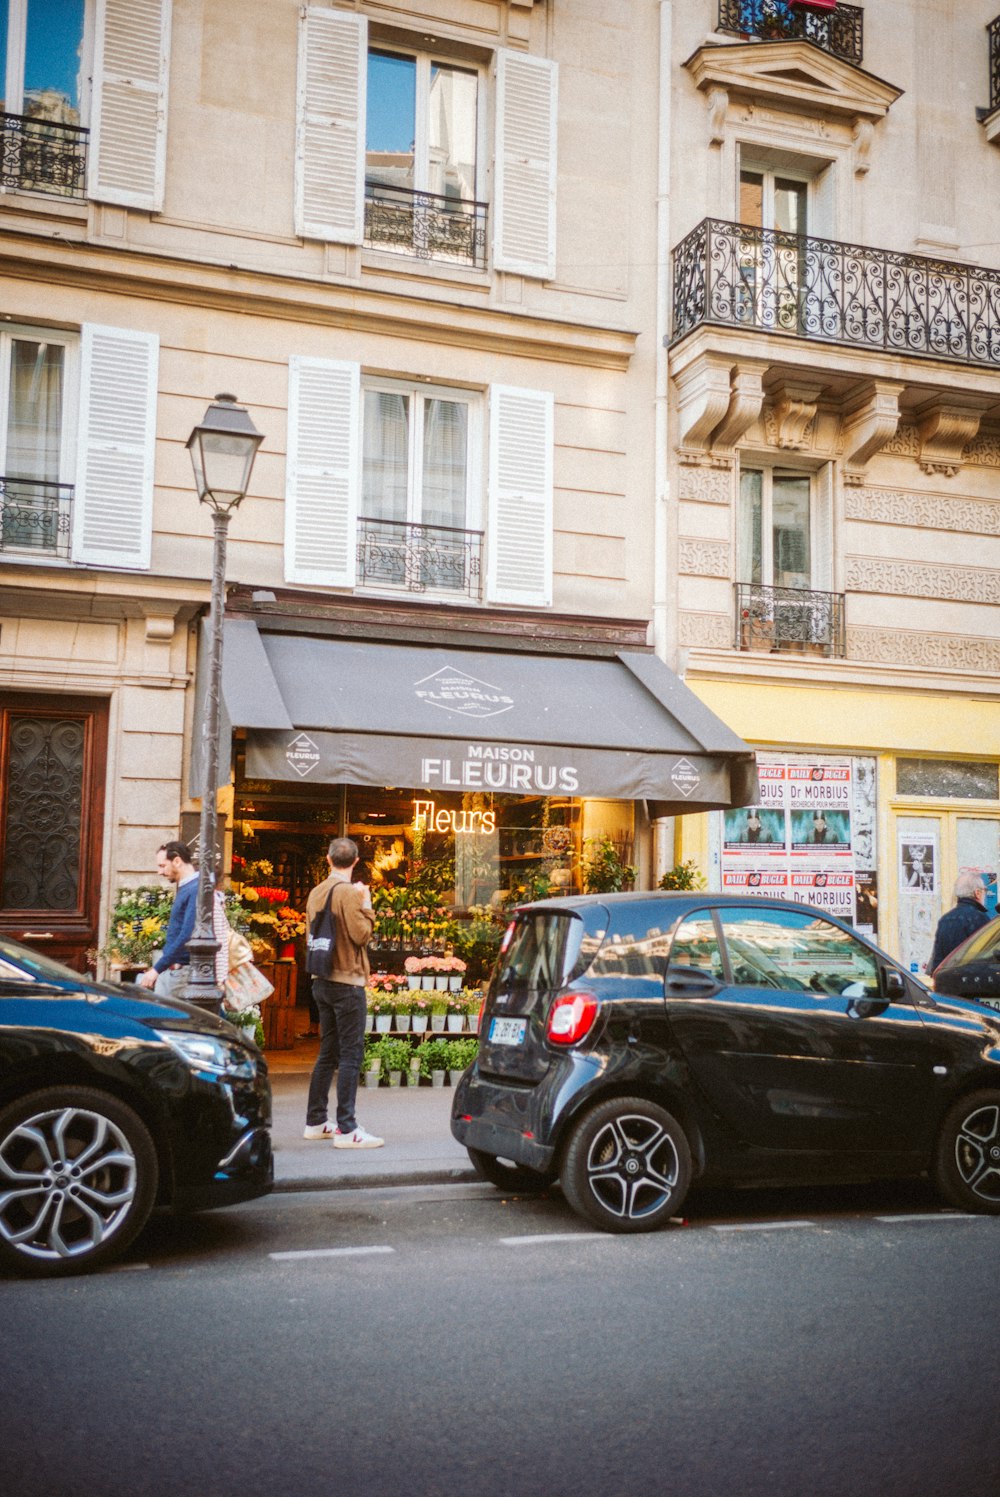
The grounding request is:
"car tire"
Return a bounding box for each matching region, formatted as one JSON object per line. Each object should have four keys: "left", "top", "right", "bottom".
{"left": 0, "top": 1086, "right": 159, "bottom": 1277}
{"left": 932, "top": 1089, "right": 1000, "bottom": 1215}
{"left": 467, "top": 1146, "right": 555, "bottom": 1194}
{"left": 561, "top": 1096, "right": 691, "bottom": 1234}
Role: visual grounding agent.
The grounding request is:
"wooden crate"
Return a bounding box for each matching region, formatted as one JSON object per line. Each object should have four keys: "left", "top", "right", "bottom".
{"left": 263, "top": 1002, "right": 297, "bottom": 1051}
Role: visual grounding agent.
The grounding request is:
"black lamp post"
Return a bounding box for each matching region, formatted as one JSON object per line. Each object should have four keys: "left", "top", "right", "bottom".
{"left": 181, "top": 394, "right": 264, "bottom": 1014}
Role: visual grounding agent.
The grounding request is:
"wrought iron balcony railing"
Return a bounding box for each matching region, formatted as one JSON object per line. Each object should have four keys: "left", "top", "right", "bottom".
{"left": 672, "top": 218, "right": 1000, "bottom": 368}
{"left": 356, "top": 516, "right": 484, "bottom": 600}
{"left": 736, "top": 583, "right": 845, "bottom": 656}
{"left": 989, "top": 16, "right": 1000, "bottom": 114}
{"left": 364, "top": 181, "right": 488, "bottom": 270}
{"left": 717, "top": 1, "right": 863, "bottom": 67}
{"left": 0, "top": 476, "right": 74, "bottom": 558}
{"left": 0, "top": 112, "right": 88, "bottom": 198}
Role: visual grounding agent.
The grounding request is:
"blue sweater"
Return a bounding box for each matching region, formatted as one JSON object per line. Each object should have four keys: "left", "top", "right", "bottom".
{"left": 154, "top": 877, "right": 198, "bottom": 971}
{"left": 929, "top": 896, "right": 990, "bottom": 974}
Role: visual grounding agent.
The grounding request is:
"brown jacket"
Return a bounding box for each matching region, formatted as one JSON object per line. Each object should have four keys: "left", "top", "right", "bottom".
{"left": 305, "top": 874, "right": 375, "bottom": 987}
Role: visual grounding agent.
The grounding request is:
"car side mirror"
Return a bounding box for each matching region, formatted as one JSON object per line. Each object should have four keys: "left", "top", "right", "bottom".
{"left": 883, "top": 969, "right": 907, "bottom": 999}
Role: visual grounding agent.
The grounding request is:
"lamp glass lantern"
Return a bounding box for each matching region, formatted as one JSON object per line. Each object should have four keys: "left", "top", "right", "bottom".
{"left": 186, "top": 393, "right": 264, "bottom": 513}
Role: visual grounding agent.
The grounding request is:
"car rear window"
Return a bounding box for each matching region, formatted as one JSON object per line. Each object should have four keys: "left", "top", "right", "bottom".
{"left": 936, "top": 915, "right": 1000, "bottom": 970}
{"left": 493, "top": 906, "right": 609, "bottom": 995}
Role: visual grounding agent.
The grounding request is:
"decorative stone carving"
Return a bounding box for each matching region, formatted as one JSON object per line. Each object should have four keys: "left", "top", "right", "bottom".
{"left": 964, "top": 432, "right": 1000, "bottom": 467}
{"left": 678, "top": 539, "right": 731, "bottom": 578}
{"left": 847, "top": 627, "right": 1000, "bottom": 674}
{"left": 839, "top": 380, "right": 904, "bottom": 484}
{"left": 678, "top": 611, "right": 733, "bottom": 649}
{"left": 853, "top": 119, "right": 874, "bottom": 175}
{"left": 677, "top": 465, "right": 733, "bottom": 505}
{"left": 845, "top": 486, "right": 1000, "bottom": 536}
{"left": 707, "top": 88, "right": 728, "bottom": 146}
{"left": 765, "top": 378, "right": 825, "bottom": 451}
{"left": 845, "top": 556, "right": 1000, "bottom": 603}
{"left": 881, "top": 422, "right": 920, "bottom": 457}
{"left": 711, "top": 361, "right": 769, "bottom": 457}
{"left": 914, "top": 397, "right": 990, "bottom": 477}
{"left": 673, "top": 353, "right": 734, "bottom": 458}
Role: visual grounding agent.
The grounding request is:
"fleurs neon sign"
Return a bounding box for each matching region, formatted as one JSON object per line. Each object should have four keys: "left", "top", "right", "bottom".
{"left": 412, "top": 799, "right": 497, "bottom": 835}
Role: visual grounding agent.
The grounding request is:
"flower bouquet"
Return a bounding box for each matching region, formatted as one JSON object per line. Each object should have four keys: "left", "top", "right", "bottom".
{"left": 367, "top": 987, "right": 396, "bottom": 1032}
{"left": 99, "top": 886, "right": 173, "bottom": 970}
{"left": 224, "top": 1002, "right": 264, "bottom": 1047}
{"left": 274, "top": 907, "right": 306, "bottom": 943}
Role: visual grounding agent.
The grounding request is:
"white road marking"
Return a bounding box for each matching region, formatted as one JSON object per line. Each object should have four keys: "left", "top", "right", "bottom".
{"left": 711, "top": 1220, "right": 815, "bottom": 1233}
{"left": 874, "top": 1212, "right": 976, "bottom": 1223}
{"left": 269, "top": 1246, "right": 395, "bottom": 1261}
{"left": 499, "top": 1232, "right": 609, "bottom": 1246}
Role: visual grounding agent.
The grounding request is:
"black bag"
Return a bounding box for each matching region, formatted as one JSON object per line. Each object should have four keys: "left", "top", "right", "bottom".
{"left": 306, "top": 887, "right": 337, "bottom": 979}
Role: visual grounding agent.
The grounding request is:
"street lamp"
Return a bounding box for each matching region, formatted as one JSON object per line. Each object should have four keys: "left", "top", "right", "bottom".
{"left": 181, "top": 394, "right": 264, "bottom": 1014}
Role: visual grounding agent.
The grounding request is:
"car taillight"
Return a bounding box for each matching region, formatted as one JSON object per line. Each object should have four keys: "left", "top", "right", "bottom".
{"left": 546, "top": 990, "right": 598, "bottom": 1046}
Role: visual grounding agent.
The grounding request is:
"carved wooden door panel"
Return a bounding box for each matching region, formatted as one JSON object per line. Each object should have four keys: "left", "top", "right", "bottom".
{"left": 0, "top": 695, "right": 108, "bottom": 972}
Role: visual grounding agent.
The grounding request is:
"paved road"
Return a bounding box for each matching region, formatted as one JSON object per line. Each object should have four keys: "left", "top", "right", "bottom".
{"left": 4, "top": 1179, "right": 998, "bottom": 1497}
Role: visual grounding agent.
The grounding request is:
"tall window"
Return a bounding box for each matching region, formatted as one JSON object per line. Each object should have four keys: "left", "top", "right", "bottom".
{"left": 0, "top": 330, "right": 74, "bottom": 556}
{"left": 739, "top": 168, "right": 808, "bottom": 236}
{"left": 358, "top": 382, "right": 480, "bottom": 595}
{"left": 738, "top": 469, "right": 812, "bottom": 589}
{"left": 1, "top": 0, "right": 86, "bottom": 124}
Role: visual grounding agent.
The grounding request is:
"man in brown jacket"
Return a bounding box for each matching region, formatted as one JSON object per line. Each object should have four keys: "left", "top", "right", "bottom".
{"left": 303, "top": 837, "right": 384, "bottom": 1147}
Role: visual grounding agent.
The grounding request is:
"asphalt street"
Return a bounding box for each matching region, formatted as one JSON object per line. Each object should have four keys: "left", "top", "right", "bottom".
{"left": 3, "top": 1176, "right": 999, "bottom": 1497}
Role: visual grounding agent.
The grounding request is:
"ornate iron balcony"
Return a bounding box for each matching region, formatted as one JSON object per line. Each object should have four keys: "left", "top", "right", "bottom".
{"left": 0, "top": 112, "right": 88, "bottom": 198}
{"left": 364, "top": 181, "right": 488, "bottom": 270}
{"left": 736, "top": 583, "right": 845, "bottom": 657}
{"left": 672, "top": 218, "right": 1000, "bottom": 368}
{"left": 989, "top": 16, "right": 1000, "bottom": 114}
{"left": 0, "top": 476, "right": 74, "bottom": 559}
{"left": 356, "top": 516, "right": 484, "bottom": 600}
{"left": 717, "top": 1, "right": 863, "bottom": 66}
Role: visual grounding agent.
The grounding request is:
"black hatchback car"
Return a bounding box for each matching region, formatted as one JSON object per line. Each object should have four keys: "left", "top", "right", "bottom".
{"left": 452, "top": 894, "right": 1000, "bottom": 1232}
{"left": 932, "top": 915, "right": 1000, "bottom": 1010}
{"left": 0, "top": 936, "right": 273, "bottom": 1276}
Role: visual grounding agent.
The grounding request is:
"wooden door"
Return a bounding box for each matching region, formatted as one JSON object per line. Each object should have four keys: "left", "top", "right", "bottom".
{"left": 0, "top": 695, "right": 108, "bottom": 972}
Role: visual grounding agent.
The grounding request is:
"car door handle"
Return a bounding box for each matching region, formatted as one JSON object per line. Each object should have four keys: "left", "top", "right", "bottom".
{"left": 666, "top": 972, "right": 718, "bottom": 994}
{"left": 20, "top": 931, "right": 54, "bottom": 939}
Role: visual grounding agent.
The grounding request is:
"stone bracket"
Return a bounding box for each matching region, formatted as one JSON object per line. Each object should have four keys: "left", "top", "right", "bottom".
{"left": 839, "top": 380, "right": 904, "bottom": 485}
{"left": 674, "top": 353, "right": 767, "bottom": 463}
{"left": 712, "top": 360, "right": 770, "bottom": 456}
{"left": 915, "top": 397, "right": 991, "bottom": 477}
{"left": 765, "top": 377, "right": 826, "bottom": 450}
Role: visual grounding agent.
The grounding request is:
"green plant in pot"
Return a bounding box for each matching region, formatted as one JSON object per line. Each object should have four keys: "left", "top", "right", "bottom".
{"left": 657, "top": 860, "right": 706, "bottom": 891}
{"left": 418, "top": 1038, "right": 451, "bottom": 1080}
{"left": 99, "top": 886, "right": 173, "bottom": 970}
{"left": 581, "top": 834, "right": 636, "bottom": 894}
{"left": 445, "top": 1037, "right": 478, "bottom": 1079}
{"left": 371, "top": 1035, "right": 410, "bottom": 1084}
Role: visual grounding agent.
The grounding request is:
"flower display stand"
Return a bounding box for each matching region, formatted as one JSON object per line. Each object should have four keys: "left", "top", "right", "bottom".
{"left": 261, "top": 959, "right": 297, "bottom": 1050}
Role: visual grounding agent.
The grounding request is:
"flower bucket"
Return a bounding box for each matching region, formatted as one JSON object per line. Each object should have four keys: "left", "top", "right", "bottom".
{"left": 395, "top": 1013, "right": 411, "bottom": 1032}
{"left": 364, "top": 1070, "right": 381, "bottom": 1088}
{"left": 435, "top": 975, "right": 450, "bottom": 990}
{"left": 421, "top": 975, "right": 435, "bottom": 990}
{"left": 407, "top": 975, "right": 421, "bottom": 990}
{"left": 447, "top": 1014, "right": 464, "bottom": 1033}
{"left": 279, "top": 943, "right": 296, "bottom": 962}
{"left": 364, "top": 1012, "right": 374, "bottom": 1032}
{"left": 431, "top": 1070, "right": 446, "bottom": 1088}
{"left": 448, "top": 975, "right": 462, "bottom": 991}
{"left": 430, "top": 1013, "right": 446, "bottom": 1032}
{"left": 467, "top": 1011, "right": 480, "bottom": 1033}
{"left": 448, "top": 1070, "right": 464, "bottom": 1087}
{"left": 387, "top": 1071, "right": 402, "bottom": 1087}
{"left": 375, "top": 1014, "right": 393, "bottom": 1033}
{"left": 411, "top": 1014, "right": 428, "bottom": 1033}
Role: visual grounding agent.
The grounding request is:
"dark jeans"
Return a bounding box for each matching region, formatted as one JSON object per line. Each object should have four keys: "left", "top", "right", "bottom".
{"left": 305, "top": 979, "right": 366, "bottom": 1132}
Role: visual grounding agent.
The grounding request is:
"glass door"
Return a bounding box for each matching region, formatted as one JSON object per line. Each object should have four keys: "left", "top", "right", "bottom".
{"left": 957, "top": 818, "right": 1000, "bottom": 919}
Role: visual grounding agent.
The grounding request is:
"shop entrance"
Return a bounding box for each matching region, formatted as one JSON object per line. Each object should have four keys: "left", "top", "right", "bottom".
{"left": 894, "top": 809, "right": 1000, "bottom": 976}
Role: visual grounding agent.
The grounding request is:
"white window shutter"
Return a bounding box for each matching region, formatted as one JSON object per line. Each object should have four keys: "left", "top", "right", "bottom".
{"left": 813, "top": 462, "right": 835, "bottom": 591}
{"left": 295, "top": 7, "right": 367, "bottom": 242}
{"left": 72, "top": 325, "right": 158, "bottom": 570}
{"left": 285, "top": 357, "right": 360, "bottom": 587}
{"left": 88, "top": 0, "right": 171, "bottom": 210}
{"left": 493, "top": 50, "right": 557, "bottom": 279}
{"left": 487, "top": 385, "right": 553, "bottom": 607}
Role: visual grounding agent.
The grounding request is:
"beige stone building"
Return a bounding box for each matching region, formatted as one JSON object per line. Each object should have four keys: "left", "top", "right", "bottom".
{"left": 665, "top": 1, "right": 1000, "bottom": 970}
{"left": 0, "top": 0, "right": 757, "bottom": 971}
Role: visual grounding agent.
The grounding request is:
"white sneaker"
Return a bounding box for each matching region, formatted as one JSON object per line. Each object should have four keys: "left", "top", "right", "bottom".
{"left": 334, "top": 1125, "right": 384, "bottom": 1149}
{"left": 302, "top": 1120, "right": 336, "bottom": 1140}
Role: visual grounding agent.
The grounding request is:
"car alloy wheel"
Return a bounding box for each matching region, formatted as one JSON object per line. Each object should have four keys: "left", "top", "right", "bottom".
{"left": 0, "top": 1086, "right": 159, "bottom": 1277}
{"left": 933, "top": 1089, "right": 1000, "bottom": 1215}
{"left": 561, "top": 1096, "right": 692, "bottom": 1233}
{"left": 466, "top": 1146, "right": 555, "bottom": 1194}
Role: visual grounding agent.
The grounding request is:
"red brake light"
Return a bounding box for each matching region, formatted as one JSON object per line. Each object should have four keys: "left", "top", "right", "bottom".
{"left": 546, "top": 990, "right": 598, "bottom": 1046}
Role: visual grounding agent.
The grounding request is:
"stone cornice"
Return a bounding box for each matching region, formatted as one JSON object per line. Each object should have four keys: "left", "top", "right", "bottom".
{"left": 0, "top": 230, "right": 638, "bottom": 372}
{"left": 684, "top": 39, "right": 902, "bottom": 125}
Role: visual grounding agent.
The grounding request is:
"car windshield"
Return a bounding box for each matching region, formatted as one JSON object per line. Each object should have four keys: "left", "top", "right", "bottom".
{"left": 0, "top": 936, "right": 88, "bottom": 985}
{"left": 937, "top": 915, "right": 1000, "bottom": 971}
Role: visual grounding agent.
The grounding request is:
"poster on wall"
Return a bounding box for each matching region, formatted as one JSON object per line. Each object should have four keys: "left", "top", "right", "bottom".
{"left": 898, "top": 829, "right": 940, "bottom": 975}
{"left": 714, "top": 755, "right": 877, "bottom": 929}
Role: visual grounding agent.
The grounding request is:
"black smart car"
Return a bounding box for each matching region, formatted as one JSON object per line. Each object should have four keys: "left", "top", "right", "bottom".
{"left": 932, "top": 915, "right": 1000, "bottom": 1009}
{"left": 0, "top": 936, "right": 273, "bottom": 1276}
{"left": 452, "top": 894, "right": 1000, "bottom": 1232}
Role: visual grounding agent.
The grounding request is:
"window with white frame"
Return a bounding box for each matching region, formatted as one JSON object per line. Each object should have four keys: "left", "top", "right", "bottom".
{"left": 359, "top": 380, "right": 482, "bottom": 596}
{"left": 737, "top": 463, "right": 838, "bottom": 652}
{"left": 295, "top": 8, "right": 557, "bottom": 279}
{"left": 0, "top": 0, "right": 89, "bottom": 195}
{"left": 738, "top": 468, "right": 813, "bottom": 590}
{"left": 0, "top": 328, "right": 75, "bottom": 556}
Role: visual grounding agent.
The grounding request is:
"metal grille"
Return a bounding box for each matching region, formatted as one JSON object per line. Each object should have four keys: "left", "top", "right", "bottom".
{"left": 0, "top": 477, "right": 74, "bottom": 558}
{"left": 356, "top": 517, "right": 484, "bottom": 599}
{"left": 0, "top": 716, "right": 84, "bottom": 910}
{"left": 735, "top": 583, "right": 846, "bottom": 657}
{"left": 990, "top": 16, "right": 1000, "bottom": 114}
{"left": 0, "top": 112, "right": 88, "bottom": 198}
{"left": 364, "top": 182, "right": 488, "bottom": 269}
{"left": 672, "top": 218, "right": 1000, "bottom": 368}
{"left": 717, "top": 1, "right": 864, "bottom": 65}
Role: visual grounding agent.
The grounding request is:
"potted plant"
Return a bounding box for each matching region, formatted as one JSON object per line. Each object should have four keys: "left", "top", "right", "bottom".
{"left": 445, "top": 1036, "right": 478, "bottom": 1086}
{"left": 428, "top": 992, "right": 450, "bottom": 1031}
{"left": 98, "top": 885, "right": 173, "bottom": 978}
{"left": 409, "top": 992, "right": 430, "bottom": 1033}
{"left": 443, "top": 954, "right": 467, "bottom": 991}
{"left": 581, "top": 834, "right": 636, "bottom": 894}
{"left": 446, "top": 989, "right": 465, "bottom": 1032}
{"left": 368, "top": 989, "right": 395, "bottom": 1033}
{"left": 462, "top": 988, "right": 483, "bottom": 1033}
{"left": 274, "top": 905, "right": 306, "bottom": 961}
{"left": 418, "top": 1037, "right": 451, "bottom": 1087}
{"left": 657, "top": 860, "right": 706, "bottom": 891}
{"left": 223, "top": 1001, "right": 265, "bottom": 1048}
{"left": 372, "top": 1035, "right": 410, "bottom": 1087}
{"left": 363, "top": 1038, "right": 382, "bottom": 1088}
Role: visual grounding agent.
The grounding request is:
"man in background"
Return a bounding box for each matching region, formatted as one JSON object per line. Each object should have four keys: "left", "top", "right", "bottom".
{"left": 929, "top": 871, "right": 991, "bottom": 974}
{"left": 137, "top": 841, "right": 198, "bottom": 997}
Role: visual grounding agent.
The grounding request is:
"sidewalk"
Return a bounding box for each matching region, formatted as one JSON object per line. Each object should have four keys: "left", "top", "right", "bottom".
{"left": 266, "top": 1036, "right": 478, "bottom": 1194}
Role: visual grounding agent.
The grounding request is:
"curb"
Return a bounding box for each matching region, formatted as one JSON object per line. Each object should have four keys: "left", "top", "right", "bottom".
{"left": 273, "top": 1166, "right": 480, "bottom": 1195}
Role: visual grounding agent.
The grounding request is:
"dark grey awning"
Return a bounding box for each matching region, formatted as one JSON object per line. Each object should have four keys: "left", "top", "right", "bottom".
{"left": 189, "top": 618, "right": 293, "bottom": 793}
{"left": 215, "top": 623, "right": 756, "bottom": 815}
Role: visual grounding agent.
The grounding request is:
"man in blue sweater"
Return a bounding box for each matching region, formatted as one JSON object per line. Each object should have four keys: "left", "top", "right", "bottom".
{"left": 137, "top": 841, "right": 199, "bottom": 998}
{"left": 928, "top": 871, "right": 991, "bottom": 974}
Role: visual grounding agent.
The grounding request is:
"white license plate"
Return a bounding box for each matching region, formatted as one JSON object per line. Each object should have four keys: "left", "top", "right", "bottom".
{"left": 489, "top": 1016, "right": 527, "bottom": 1046}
